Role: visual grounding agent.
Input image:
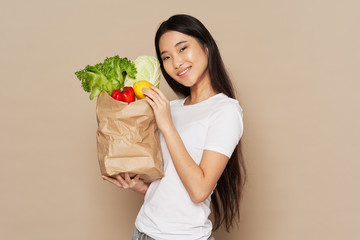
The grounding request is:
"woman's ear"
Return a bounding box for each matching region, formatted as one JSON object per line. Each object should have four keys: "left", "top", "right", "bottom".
{"left": 204, "top": 44, "right": 209, "bottom": 57}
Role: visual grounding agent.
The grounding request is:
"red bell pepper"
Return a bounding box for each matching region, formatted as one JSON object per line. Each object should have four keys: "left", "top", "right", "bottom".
{"left": 111, "top": 87, "right": 135, "bottom": 104}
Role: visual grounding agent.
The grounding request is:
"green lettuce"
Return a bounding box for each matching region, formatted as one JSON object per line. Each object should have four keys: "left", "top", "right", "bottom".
{"left": 75, "top": 55, "right": 137, "bottom": 100}
{"left": 125, "top": 56, "right": 161, "bottom": 87}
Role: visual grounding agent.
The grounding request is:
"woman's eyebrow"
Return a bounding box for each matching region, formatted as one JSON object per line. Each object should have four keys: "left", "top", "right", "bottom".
{"left": 175, "top": 40, "right": 187, "bottom": 47}
{"left": 160, "top": 41, "right": 188, "bottom": 56}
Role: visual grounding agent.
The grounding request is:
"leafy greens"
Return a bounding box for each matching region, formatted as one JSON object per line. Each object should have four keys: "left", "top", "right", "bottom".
{"left": 125, "top": 56, "right": 161, "bottom": 88}
{"left": 75, "top": 55, "right": 137, "bottom": 100}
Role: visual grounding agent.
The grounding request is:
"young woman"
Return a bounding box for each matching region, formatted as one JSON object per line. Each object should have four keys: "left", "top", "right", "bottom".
{"left": 103, "top": 14, "right": 246, "bottom": 240}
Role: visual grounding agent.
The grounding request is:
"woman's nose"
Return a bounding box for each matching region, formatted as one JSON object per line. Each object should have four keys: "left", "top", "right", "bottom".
{"left": 173, "top": 56, "right": 184, "bottom": 69}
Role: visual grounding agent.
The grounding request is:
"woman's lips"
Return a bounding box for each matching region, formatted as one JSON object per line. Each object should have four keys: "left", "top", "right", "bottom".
{"left": 177, "top": 66, "right": 191, "bottom": 78}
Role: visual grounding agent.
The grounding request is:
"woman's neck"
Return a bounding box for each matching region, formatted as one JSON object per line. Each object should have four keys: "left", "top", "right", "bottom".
{"left": 185, "top": 81, "right": 218, "bottom": 105}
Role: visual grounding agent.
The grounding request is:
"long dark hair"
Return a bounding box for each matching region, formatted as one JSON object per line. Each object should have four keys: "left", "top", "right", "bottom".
{"left": 155, "top": 14, "right": 246, "bottom": 232}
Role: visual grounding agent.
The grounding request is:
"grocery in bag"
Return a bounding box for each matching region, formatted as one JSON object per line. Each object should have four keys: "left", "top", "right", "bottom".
{"left": 96, "top": 91, "right": 163, "bottom": 182}
{"left": 75, "top": 55, "right": 164, "bottom": 182}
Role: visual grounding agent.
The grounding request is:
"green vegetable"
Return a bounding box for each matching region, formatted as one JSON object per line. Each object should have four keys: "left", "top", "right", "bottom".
{"left": 125, "top": 56, "right": 161, "bottom": 88}
{"left": 75, "top": 55, "right": 137, "bottom": 100}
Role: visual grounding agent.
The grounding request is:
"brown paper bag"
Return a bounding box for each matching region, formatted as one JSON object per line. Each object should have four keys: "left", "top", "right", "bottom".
{"left": 96, "top": 91, "right": 164, "bottom": 183}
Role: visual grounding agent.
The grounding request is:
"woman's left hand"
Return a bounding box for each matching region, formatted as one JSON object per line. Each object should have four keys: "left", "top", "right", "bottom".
{"left": 102, "top": 173, "right": 149, "bottom": 195}
{"left": 143, "top": 86, "right": 173, "bottom": 133}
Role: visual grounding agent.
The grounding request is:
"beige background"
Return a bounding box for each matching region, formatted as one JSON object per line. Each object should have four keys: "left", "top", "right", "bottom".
{"left": 1, "top": 0, "right": 359, "bottom": 239}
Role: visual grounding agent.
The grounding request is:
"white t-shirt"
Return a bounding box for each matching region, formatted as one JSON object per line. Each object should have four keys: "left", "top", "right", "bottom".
{"left": 135, "top": 93, "right": 243, "bottom": 240}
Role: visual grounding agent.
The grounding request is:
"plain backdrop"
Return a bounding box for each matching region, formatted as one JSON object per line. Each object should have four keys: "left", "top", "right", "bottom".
{"left": 1, "top": 0, "right": 359, "bottom": 239}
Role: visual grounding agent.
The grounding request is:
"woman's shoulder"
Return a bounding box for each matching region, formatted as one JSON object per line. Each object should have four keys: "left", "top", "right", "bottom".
{"left": 211, "top": 93, "right": 243, "bottom": 113}
{"left": 169, "top": 93, "right": 243, "bottom": 115}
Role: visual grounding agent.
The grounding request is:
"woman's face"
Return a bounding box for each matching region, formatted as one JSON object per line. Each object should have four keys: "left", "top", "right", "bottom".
{"left": 159, "top": 31, "right": 210, "bottom": 88}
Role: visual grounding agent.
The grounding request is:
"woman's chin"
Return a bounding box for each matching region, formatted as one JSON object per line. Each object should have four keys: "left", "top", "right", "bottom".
{"left": 176, "top": 79, "right": 196, "bottom": 88}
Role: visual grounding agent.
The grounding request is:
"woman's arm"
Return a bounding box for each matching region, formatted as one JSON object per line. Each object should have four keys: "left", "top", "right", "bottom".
{"left": 143, "top": 87, "right": 229, "bottom": 203}
{"left": 163, "top": 126, "right": 229, "bottom": 203}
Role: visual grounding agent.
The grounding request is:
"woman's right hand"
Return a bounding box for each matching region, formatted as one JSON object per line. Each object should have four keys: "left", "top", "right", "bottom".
{"left": 102, "top": 173, "right": 149, "bottom": 195}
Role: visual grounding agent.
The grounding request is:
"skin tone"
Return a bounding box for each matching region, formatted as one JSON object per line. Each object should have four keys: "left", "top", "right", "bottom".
{"left": 103, "top": 31, "right": 230, "bottom": 203}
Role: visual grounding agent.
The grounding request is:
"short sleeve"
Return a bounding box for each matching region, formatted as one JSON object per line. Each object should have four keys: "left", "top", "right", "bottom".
{"left": 204, "top": 102, "right": 243, "bottom": 158}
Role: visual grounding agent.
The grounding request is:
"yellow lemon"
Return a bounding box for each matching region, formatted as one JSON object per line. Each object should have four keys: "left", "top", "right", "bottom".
{"left": 133, "top": 80, "right": 153, "bottom": 99}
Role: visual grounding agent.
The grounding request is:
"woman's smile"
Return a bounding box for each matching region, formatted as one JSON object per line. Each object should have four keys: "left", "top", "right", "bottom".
{"left": 177, "top": 66, "right": 191, "bottom": 78}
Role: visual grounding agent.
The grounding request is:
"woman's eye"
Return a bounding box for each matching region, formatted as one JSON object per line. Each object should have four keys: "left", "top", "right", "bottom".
{"left": 179, "top": 46, "right": 187, "bottom": 52}
{"left": 162, "top": 56, "right": 170, "bottom": 61}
